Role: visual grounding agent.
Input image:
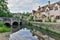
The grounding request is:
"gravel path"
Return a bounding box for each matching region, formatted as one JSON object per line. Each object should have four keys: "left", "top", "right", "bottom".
{"left": 0, "top": 32, "right": 11, "bottom": 40}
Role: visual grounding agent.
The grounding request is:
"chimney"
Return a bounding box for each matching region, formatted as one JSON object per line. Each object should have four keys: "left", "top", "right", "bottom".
{"left": 48, "top": 0, "right": 50, "bottom": 5}
{"left": 38, "top": 6, "right": 41, "bottom": 10}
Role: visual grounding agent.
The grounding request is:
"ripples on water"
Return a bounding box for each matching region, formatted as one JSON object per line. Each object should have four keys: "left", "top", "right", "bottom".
{"left": 9, "top": 28, "right": 38, "bottom": 40}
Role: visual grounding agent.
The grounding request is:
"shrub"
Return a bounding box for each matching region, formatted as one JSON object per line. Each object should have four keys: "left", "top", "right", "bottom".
{"left": 0, "top": 22, "right": 10, "bottom": 33}
{"left": 0, "top": 22, "right": 4, "bottom": 27}
{"left": 27, "top": 22, "right": 32, "bottom": 26}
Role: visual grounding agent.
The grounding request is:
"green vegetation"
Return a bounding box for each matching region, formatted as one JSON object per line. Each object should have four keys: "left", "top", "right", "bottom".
{"left": 39, "top": 26, "right": 60, "bottom": 35}
{"left": 0, "top": 22, "right": 10, "bottom": 33}
{"left": 27, "top": 21, "right": 60, "bottom": 36}
{"left": 29, "top": 15, "right": 34, "bottom": 21}
{"left": 27, "top": 22, "right": 32, "bottom": 26}
{"left": 45, "top": 17, "right": 56, "bottom": 22}
{"left": 26, "top": 22, "right": 33, "bottom": 31}
{"left": 21, "top": 12, "right": 31, "bottom": 19}
{"left": 0, "top": 0, "right": 13, "bottom": 17}
{"left": 15, "top": 16, "right": 20, "bottom": 18}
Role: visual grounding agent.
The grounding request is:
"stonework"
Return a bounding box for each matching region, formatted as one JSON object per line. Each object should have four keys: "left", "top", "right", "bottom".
{"left": 32, "top": 1, "right": 60, "bottom": 22}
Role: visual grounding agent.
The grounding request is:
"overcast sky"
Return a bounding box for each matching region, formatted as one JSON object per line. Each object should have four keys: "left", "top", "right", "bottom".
{"left": 7, "top": 0, "right": 60, "bottom": 13}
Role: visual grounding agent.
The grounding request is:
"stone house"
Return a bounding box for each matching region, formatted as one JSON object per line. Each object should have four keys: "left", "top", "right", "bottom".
{"left": 32, "top": 1, "right": 60, "bottom": 22}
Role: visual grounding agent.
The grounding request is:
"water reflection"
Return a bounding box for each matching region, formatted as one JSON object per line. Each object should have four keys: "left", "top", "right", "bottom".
{"left": 9, "top": 28, "right": 38, "bottom": 40}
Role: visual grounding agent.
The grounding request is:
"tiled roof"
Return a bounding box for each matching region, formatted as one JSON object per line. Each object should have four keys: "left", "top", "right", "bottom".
{"left": 40, "top": 1, "right": 60, "bottom": 11}
{"left": 32, "top": 1, "right": 60, "bottom": 13}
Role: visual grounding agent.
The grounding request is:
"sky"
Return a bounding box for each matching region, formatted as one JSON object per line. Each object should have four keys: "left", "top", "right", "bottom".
{"left": 7, "top": 0, "right": 60, "bottom": 13}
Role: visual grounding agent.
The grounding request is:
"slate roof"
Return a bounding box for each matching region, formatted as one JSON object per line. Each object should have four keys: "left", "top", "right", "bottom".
{"left": 38, "top": 1, "right": 60, "bottom": 12}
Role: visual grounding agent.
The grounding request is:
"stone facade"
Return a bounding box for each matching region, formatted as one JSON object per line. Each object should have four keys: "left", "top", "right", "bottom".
{"left": 32, "top": 1, "right": 60, "bottom": 22}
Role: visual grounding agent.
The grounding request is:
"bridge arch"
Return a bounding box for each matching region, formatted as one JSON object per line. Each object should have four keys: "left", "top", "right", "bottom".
{"left": 12, "top": 22, "right": 18, "bottom": 28}
{"left": 4, "top": 23, "right": 11, "bottom": 28}
{"left": 20, "top": 22, "right": 22, "bottom": 26}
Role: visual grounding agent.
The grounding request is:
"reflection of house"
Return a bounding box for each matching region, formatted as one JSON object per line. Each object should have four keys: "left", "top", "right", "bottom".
{"left": 32, "top": 1, "right": 60, "bottom": 22}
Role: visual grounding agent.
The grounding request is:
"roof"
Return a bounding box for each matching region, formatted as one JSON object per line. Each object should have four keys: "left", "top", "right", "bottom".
{"left": 32, "top": 1, "right": 60, "bottom": 13}
{"left": 38, "top": 1, "right": 60, "bottom": 11}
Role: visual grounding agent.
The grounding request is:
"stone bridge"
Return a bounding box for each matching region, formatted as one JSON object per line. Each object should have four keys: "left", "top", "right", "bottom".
{"left": 0, "top": 17, "right": 22, "bottom": 32}
{"left": 0, "top": 17, "right": 22, "bottom": 27}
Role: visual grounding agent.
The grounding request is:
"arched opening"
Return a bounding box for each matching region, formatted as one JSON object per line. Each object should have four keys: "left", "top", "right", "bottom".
{"left": 12, "top": 22, "right": 18, "bottom": 28}
{"left": 20, "top": 22, "right": 22, "bottom": 26}
{"left": 20, "top": 22, "right": 23, "bottom": 29}
{"left": 4, "top": 23, "right": 11, "bottom": 28}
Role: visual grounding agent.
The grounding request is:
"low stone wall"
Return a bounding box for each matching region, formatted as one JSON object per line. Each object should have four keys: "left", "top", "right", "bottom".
{"left": 32, "top": 22, "right": 60, "bottom": 32}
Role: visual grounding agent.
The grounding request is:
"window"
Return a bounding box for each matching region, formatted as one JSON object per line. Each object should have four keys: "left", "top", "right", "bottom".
{"left": 55, "top": 6, "right": 58, "bottom": 10}
{"left": 59, "top": 5, "right": 60, "bottom": 8}
{"left": 42, "top": 7, "right": 45, "bottom": 12}
{"left": 56, "top": 16, "right": 60, "bottom": 19}
{"left": 49, "top": 7, "right": 53, "bottom": 10}
{"left": 45, "top": 9, "right": 49, "bottom": 12}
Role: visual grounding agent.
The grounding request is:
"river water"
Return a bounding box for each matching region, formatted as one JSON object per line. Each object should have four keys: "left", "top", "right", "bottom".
{"left": 9, "top": 28, "right": 38, "bottom": 40}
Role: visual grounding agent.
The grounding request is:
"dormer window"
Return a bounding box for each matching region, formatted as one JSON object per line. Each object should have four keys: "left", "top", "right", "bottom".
{"left": 49, "top": 7, "right": 53, "bottom": 10}
{"left": 45, "top": 9, "right": 49, "bottom": 12}
{"left": 45, "top": 7, "right": 49, "bottom": 12}
{"left": 55, "top": 6, "right": 58, "bottom": 10}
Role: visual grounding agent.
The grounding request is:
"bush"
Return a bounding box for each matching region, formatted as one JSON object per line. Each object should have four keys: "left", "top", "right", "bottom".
{"left": 0, "top": 25, "right": 10, "bottom": 33}
{"left": 0, "top": 22, "right": 4, "bottom": 27}
{"left": 0, "top": 22, "right": 10, "bottom": 33}
{"left": 27, "top": 22, "right": 32, "bottom": 26}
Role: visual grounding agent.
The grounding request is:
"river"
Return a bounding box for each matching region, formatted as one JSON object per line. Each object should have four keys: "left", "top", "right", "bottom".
{"left": 9, "top": 28, "right": 38, "bottom": 40}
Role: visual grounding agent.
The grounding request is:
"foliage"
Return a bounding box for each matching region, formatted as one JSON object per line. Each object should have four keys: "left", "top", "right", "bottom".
{"left": 39, "top": 27, "right": 60, "bottom": 35}
{"left": 29, "top": 15, "right": 34, "bottom": 21}
{"left": 45, "top": 17, "right": 56, "bottom": 22}
{"left": 46, "top": 18, "right": 51, "bottom": 22}
{"left": 15, "top": 16, "right": 20, "bottom": 18}
{"left": 0, "top": 22, "right": 10, "bottom": 33}
{"left": 0, "top": 0, "right": 13, "bottom": 17}
{"left": 22, "top": 12, "right": 31, "bottom": 16}
{"left": 0, "top": 22, "right": 4, "bottom": 27}
{"left": 21, "top": 15, "right": 24, "bottom": 19}
{"left": 27, "top": 22, "right": 32, "bottom": 26}
{"left": 0, "top": 25, "right": 10, "bottom": 33}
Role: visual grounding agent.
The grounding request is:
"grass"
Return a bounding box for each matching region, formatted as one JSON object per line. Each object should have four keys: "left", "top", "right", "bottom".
{"left": 0, "top": 22, "right": 11, "bottom": 33}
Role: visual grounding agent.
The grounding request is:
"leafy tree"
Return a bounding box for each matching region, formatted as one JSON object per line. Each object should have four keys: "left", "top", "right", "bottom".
{"left": 15, "top": 16, "right": 20, "bottom": 18}
{"left": 29, "top": 15, "right": 34, "bottom": 21}
{"left": 0, "top": 0, "right": 13, "bottom": 17}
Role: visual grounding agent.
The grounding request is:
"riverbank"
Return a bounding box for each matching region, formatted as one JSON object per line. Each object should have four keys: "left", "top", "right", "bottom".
{"left": 0, "top": 32, "right": 10, "bottom": 40}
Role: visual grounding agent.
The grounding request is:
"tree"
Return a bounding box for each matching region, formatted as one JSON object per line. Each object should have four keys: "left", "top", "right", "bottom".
{"left": 15, "top": 16, "right": 20, "bottom": 18}
{"left": 29, "top": 15, "right": 34, "bottom": 21}
{"left": 0, "top": 0, "right": 13, "bottom": 17}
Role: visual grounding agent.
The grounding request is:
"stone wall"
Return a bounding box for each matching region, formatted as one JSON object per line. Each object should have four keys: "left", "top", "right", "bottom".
{"left": 32, "top": 22, "right": 60, "bottom": 32}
